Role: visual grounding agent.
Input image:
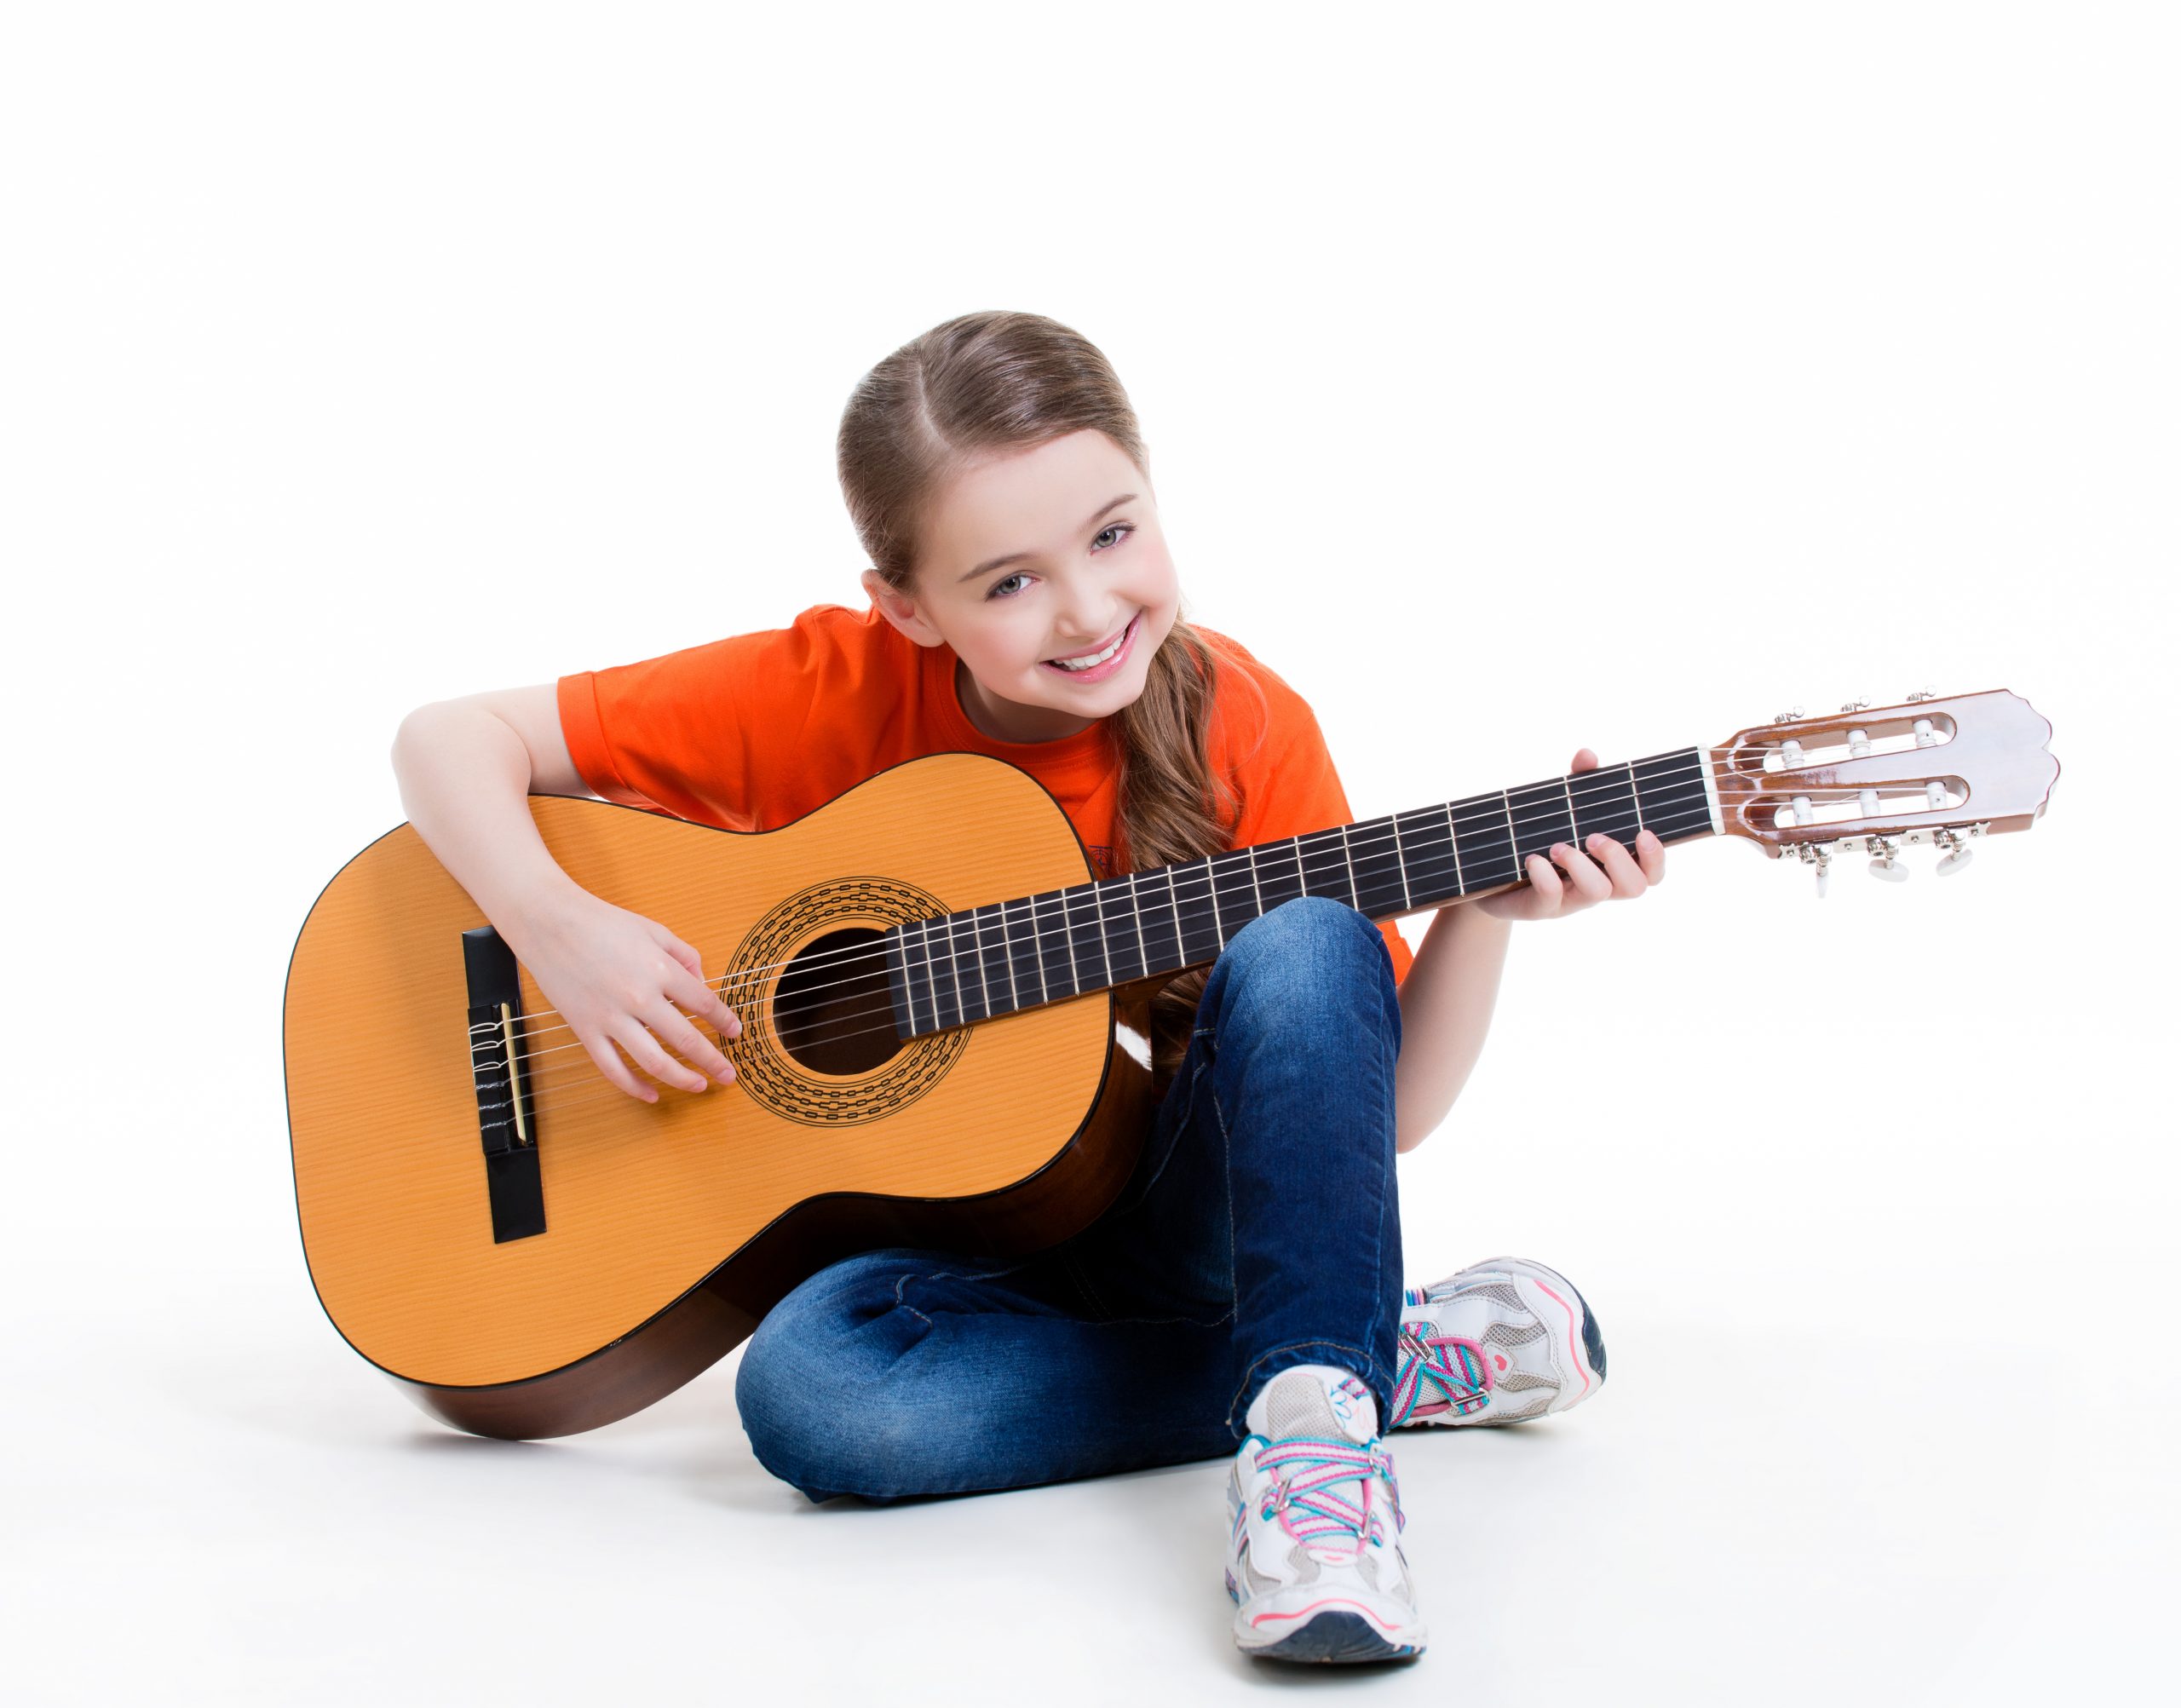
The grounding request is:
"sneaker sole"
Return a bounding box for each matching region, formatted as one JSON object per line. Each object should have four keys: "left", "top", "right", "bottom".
{"left": 1236, "top": 1603, "right": 1425, "bottom": 1664}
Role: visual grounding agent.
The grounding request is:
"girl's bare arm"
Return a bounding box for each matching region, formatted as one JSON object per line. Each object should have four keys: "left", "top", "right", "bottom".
{"left": 391, "top": 686, "right": 741, "bottom": 1102}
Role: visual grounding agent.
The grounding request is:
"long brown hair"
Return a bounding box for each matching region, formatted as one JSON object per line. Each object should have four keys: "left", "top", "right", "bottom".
{"left": 837, "top": 309, "right": 1234, "bottom": 1084}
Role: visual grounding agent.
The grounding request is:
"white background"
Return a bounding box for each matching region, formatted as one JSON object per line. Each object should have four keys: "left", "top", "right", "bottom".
{"left": 3, "top": 3, "right": 2173, "bottom": 1703}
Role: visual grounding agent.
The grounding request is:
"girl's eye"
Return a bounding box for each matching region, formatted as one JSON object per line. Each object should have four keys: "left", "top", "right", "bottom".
{"left": 986, "top": 524, "right": 1131, "bottom": 599}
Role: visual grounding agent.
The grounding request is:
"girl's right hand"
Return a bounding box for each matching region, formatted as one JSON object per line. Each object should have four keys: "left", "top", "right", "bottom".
{"left": 503, "top": 887, "right": 742, "bottom": 1103}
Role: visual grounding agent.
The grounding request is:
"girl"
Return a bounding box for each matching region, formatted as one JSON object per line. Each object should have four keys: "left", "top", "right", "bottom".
{"left": 391, "top": 310, "right": 1664, "bottom": 1666}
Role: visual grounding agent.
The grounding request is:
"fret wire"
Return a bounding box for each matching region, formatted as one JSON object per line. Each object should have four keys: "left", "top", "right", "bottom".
{"left": 939, "top": 913, "right": 964, "bottom": 1029}
{"left": 1499, "top": 789, "right": 1519, "bottom": 867}
{"left": 1165, "top": 865, "right": 1184, "bottom": 946}
{"left": 1625, "top": 761, "right": 1644, "bottom": 834}
{"left": 1061, "top": 888, "right": 1081, "bottom": 998}
{"left": 1339, "top": 822, "right": 1359, "bottom": 910}
{"left": 1246, "top": 843, "right": 1264, "bottom": 917}
{"left": 1443, "top": 800, "right": 1467, "bottom": 895}
{"left": 1560, "top": 775, "right": 1579, "bottom": 848}
{"left": 1033, "top": 899, "right": 1049, "bottom": 1004}
{"left": 901, "top": 919, "right": 922, "bottom": 1035}
{"left": 997, "top": 901, "right": 1018, "bottom": 1014}
{"left": 969, "top": 906, "right": 991, "bottom": 1021}
{"left": 1129, "top": 871, "right": 1148, "bottom": 976}
{"left": 1392, "top": 809, "right": 1413, "bottom": 910}
{"left": 956, "top": 911, "right": 980, "bottom": 1025}
{"left": 914, "top": 917, "right": 935, "bottom": 1035}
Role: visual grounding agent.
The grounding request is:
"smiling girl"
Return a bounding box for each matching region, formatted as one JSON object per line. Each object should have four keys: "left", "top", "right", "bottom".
{"left": 391, "top": 310, "right": 1662, "bottom": 1665}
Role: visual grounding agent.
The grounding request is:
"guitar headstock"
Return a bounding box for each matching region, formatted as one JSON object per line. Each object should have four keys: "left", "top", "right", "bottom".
{"left": 1709, "top": 690, "right": 2057, "bottom": 891}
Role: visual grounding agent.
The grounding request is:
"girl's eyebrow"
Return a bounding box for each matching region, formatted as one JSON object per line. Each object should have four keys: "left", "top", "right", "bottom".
{"left": 959, "top": 493, "right": 1138, "bottom": 584}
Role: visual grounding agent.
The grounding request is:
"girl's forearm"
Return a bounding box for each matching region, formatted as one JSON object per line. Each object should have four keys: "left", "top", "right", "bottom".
{"left": 391, "top": 703, "right": 585, "bottom": 937}
{"left": 1390, "top": 903, "right": 1513, "bottom": 1153}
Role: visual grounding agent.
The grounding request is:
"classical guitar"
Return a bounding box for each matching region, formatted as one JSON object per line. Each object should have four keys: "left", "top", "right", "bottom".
{"left": 285, "top": 689, "right": 2057, "bottom": 1439}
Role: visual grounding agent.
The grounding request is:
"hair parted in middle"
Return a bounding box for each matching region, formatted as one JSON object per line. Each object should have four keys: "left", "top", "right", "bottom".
{"left": 837, "top": 308, "right": 1239, "bottom": 1085}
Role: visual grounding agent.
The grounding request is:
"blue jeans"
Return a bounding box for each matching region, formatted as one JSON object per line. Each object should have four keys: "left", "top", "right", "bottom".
{"left": 734, "top": 895, "right": 1405, "bottom": 1503}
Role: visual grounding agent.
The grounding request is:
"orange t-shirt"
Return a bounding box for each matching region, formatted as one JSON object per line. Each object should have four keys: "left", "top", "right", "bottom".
{"left": 555, "top": 602, "right": 1413, "bottom": 986}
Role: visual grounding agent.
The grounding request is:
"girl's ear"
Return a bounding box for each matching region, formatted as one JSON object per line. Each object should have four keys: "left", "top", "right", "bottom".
{"left": 861, "top": 568, "right": 947, "bottom": 647}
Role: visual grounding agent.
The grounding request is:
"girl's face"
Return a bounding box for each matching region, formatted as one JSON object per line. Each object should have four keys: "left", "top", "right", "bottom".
{"left": 862, "top": 428, "right": 1182, "bottom": 745}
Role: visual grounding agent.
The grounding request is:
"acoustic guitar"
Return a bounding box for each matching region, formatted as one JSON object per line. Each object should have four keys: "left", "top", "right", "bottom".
{"left": 284, "top": 689, "right": 2057, "bottom": 1439}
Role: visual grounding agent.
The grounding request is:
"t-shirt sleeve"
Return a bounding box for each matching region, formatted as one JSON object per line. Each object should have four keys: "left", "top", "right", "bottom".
{"left": 1217, "top": 646, "right": 1415, "bottom": 988}
{"left": 555, "top": 616, "right": 832, "bottom": 826}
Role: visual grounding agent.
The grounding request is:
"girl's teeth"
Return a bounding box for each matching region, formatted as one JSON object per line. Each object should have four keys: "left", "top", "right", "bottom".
{"left": 1052, "top": 623, "right": 1128, "bottom": 670}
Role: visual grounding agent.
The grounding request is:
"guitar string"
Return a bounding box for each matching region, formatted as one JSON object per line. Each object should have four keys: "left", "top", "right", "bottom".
{"left": 481, "top": 759, "right": 1924, "bottom": 1055}
{"left": 495, "top": 772, "right": 1906, "bottom": 1078}
{"left": 470, "top": 751, "right": 1936, "bottom": 1049}
{"left": 502, "top": 761, "right": 1959, "bottom": 1078}
{"left": 488, "top": 774, "right": 1718, "bottom": 1068}
{"left": 499, "top": 797, "right": 1723, "bottom": 1124}
{"left": 494, "top": 797, "right": 1719, "bottom": 1120}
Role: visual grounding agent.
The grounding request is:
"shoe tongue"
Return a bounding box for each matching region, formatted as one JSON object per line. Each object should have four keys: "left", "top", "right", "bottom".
{"left": 1248, "top": 1366, "right": 1379, "bottom": 1445}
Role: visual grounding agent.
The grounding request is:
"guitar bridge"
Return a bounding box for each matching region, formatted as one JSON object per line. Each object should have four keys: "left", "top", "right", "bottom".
{"left": 463, "top": 927, "right": 546, "bottom": 1243}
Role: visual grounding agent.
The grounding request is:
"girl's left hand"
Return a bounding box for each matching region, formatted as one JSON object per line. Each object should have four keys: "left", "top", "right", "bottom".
{"left": 1474, "top": 748, "right": 1667, "bottom": 923}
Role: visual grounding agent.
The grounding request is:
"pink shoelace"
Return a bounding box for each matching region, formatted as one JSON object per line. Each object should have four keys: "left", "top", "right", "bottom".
{"left": 1246, "top": 1436, "right": 1406, "bottom": 1559}
{"left": 1387, "top": 1319, "right": 1492, "bottom": 1428}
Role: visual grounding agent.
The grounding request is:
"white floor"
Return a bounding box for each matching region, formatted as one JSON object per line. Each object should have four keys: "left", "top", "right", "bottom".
{"left": 9, "top": 1234, "right": 2167, "bottom": 1705}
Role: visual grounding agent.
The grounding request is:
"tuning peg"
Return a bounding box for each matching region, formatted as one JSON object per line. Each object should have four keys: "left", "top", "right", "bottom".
{"left": 1935, "top": 828, "right": 1974, "bottom": 877}
{"left": 1867, "top": 836, "right": 1910, "bottom": 882}
{"left": 1839, "top": 698, "right": 1870, "bottom": 714}
{"left": 1906, "top": 687, "right": 1936, "bottom": 703}
{"left": 1771, "top": 706, "right": 1805, "bottom": 725}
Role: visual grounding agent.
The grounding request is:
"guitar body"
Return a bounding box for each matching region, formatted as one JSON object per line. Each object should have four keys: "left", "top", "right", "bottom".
{"left": 285, "top": 753, "right": 1157, "bottom": 1441}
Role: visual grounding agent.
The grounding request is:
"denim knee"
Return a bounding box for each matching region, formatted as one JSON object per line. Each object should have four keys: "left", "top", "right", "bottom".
{"left": 735, "top": 1252, "right": 924, "bottom": 1504}
{"left": 1206, "top": 895, "right": 1401, "bottom": 1040}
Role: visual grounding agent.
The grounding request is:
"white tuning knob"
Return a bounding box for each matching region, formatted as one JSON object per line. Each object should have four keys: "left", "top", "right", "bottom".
{"left": 1868, "top": 857, "right": 1910, "bottom": 883}
{"left": 1936, "top": 847, "right": 1973, "bottom": 876}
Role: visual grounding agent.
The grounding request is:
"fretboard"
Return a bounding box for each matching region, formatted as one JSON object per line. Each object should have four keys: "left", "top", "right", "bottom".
{"left": 884, "top": 747, "right": 1718, "bottom": 1039}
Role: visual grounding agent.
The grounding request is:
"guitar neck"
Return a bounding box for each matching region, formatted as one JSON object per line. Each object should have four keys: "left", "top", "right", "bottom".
{"left": 888, "top": 748, "right": 1722, "bottom": 1038}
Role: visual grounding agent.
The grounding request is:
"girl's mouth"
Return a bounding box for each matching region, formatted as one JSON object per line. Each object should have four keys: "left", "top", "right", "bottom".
{"left": 1040, "top": 612, "right": 1139, "bottom": 683}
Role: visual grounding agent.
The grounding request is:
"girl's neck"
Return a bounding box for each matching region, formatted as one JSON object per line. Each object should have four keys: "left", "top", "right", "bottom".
{"left": 956, "top": 656, "right": 1101, "bottom": 745}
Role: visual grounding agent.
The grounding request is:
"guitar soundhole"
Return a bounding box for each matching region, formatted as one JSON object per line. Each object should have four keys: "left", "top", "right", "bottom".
{"left": 769, "top": 926, "right": 904, "bottom": 1078}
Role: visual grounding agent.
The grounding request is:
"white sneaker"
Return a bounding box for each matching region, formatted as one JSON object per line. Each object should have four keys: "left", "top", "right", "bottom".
{"left": 1389, "top": 1256, "right": 1608, "bottom": 1428}
{"left": 1226, "top": 1365, "right": 1426, "bottom": 1663}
